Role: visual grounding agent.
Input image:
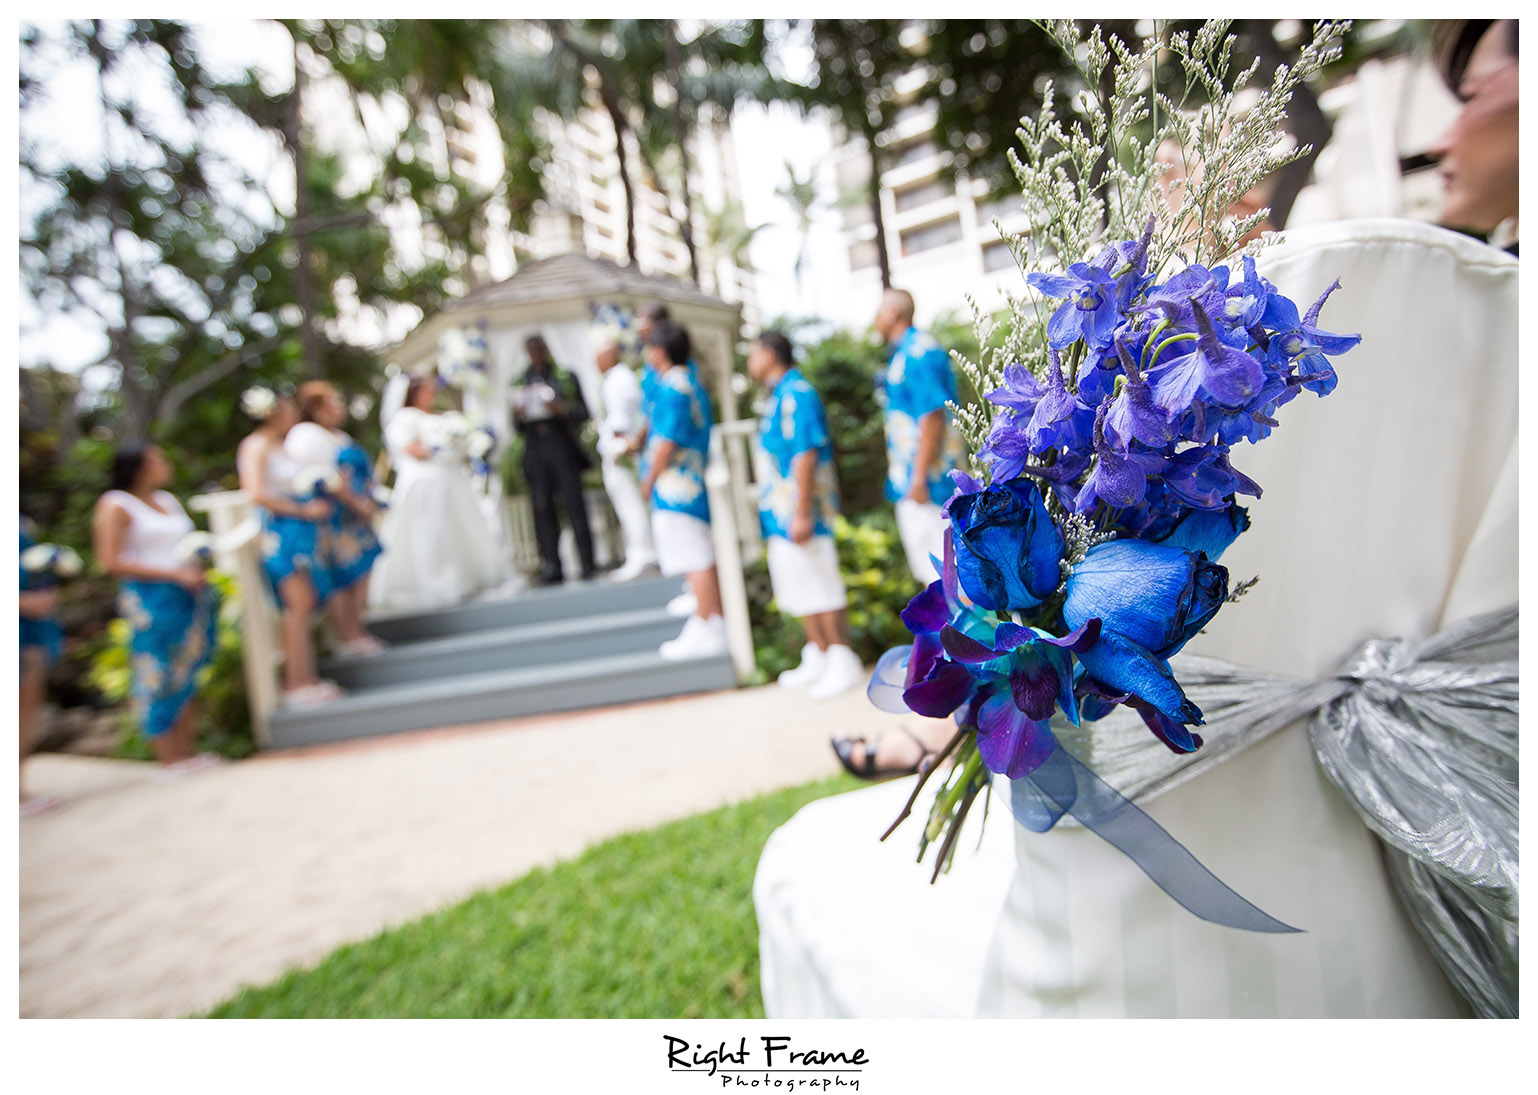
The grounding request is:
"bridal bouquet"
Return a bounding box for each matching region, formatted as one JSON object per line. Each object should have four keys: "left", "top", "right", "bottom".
{"left": 20, "top": 542, "right": 84, "bottom": 581}
{"left": 438, "top": 325, "right": 488, "bottom": 392}
{"left": 869, "top": 20, "right": 1357, "bottom": 891}
{"left": 176, "top": 531, "right": 217, "bottom": 567}
{"left": 466, "top": 425, "right": 498, "bottom": 476}
{"left": 292, "top": 465, "right": 343, "bottom": 498}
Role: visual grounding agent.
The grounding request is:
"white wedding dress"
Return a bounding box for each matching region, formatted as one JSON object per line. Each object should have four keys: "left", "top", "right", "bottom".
{"left": 368, "top": 406, "right": 506, "bottom": 612}
{"left": 753, "top": 218, "right": 1518, "bottom": 1018}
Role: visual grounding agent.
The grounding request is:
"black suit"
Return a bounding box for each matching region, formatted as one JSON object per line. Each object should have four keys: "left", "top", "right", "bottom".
{"left": 513, "top": 363, "right": 596, "bottom": 581}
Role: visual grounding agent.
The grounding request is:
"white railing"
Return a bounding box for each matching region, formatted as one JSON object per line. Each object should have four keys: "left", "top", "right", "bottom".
{"left": 706, "top": 419, "right": 764, "bottom": 682}
{"left": 187, "top": 490, "right": 280, "bottom": 747}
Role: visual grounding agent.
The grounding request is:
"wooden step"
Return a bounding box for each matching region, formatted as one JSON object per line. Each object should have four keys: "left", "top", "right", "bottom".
{"left": 267, "top": 648, "right": 735, "bottom": 750}
{"left": 365, "top": 574, "right": 686, "bottom": 643}
{"left": 321, "top": 606, "right": 685, "bottom": 690}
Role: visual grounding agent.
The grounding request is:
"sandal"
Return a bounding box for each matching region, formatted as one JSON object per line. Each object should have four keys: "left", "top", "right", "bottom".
{"left": 831, "top": 726, "right": 937, "bottom": 783}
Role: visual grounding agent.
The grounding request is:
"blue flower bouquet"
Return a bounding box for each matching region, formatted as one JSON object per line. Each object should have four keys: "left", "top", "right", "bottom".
{"left": 867, "top": 20, "right": 1356, "bottom": 927}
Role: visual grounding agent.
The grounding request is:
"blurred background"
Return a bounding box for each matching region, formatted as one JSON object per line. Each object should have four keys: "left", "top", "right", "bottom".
{"left": 17, "top": 17, "right": 1462, "bottom": 755}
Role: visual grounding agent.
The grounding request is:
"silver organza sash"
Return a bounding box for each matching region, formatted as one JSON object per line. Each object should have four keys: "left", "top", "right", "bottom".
{"left": 1049, "top": 606, "right": 1519, "bottom": 1018}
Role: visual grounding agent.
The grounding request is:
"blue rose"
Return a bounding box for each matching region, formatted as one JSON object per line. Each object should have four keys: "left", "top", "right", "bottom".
{"left": 949, "top": 477, "right": 1065, "bottom": 612}
{"left": 1063, "top": 539, "right": 1228, "bottom": 731}
{"left": 1154, "top": 505, "right": 1249, "bottom": 561}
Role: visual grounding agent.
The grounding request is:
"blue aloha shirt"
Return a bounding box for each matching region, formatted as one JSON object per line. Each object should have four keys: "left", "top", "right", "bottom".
{"left": 645, "top": 363, "right": 714, "bottom": 522}
{"left": 756, "top": 368, "right": 839, "bottom": 541}
{"left": 638, "top": 362, "right": 660, "bottom": 426}
{"left": 881, "top": 326, "right": 958, "bottom": 503}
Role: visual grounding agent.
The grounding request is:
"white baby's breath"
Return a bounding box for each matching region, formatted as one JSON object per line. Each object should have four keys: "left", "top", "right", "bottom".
{"left": 240, "top": 386, "right": 279, "bottom": 421}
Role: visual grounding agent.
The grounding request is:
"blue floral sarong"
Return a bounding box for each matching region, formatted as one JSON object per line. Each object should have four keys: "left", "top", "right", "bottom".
{"left": 259, "top": 504, "right": 334, "bottom": 605}
{"left": 19, "top": 526, "right": 63, "bottom": 667}
{"left": 119, "top": 578, "right": 220, "bottom": 738}
{"left": 329, "top": 442, "right": 383, "bottom": 591}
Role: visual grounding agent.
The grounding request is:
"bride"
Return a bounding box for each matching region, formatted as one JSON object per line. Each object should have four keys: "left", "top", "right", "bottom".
{"left": 368, "top": 374, "right": 505, "bottom": 612}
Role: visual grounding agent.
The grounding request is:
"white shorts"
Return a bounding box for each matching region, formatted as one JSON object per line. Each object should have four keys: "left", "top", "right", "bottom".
{"left": 652, "top": 510, "right": 715, "bottom": 576}
{"left": 767, "top": 535, "right": 848, "bottom": 617}
{"left": 895, "top": 499, "right": 945, "bottom": 584}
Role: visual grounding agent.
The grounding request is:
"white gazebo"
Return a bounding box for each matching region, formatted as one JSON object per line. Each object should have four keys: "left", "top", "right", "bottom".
{"left": 389, "top": 249, "right": 746, "bottom": 443}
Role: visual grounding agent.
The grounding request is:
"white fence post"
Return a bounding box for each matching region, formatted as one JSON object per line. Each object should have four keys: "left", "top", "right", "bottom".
{"left": 706, "top": 420, "right": 763, "bottom": 683}
{"left": 189, "top": 490, "right": 280, "bottom": 747}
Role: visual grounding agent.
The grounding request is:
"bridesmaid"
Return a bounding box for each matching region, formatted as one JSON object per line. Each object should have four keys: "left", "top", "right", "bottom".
{"left": 91, "top": 447, "right": 222, "bottom": 770}
{"left": 20, "top": 516, "right": 67, "bottom": 815}
{"left": 234, "top": 387, "right": 343, "bottom": 705}
{"left": 287, "top": 381, "right": 386, "bottom": 654}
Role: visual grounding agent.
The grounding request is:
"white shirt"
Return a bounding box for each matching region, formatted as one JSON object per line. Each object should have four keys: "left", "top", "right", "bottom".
{"left": 598, "top": 364, "right": 642, "bottom": 459}
{"left": 104, "top": 490, "right": 194, "bottom": 571}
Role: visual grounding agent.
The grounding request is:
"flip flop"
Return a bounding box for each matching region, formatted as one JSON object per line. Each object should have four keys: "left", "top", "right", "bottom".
{"left": 19, "top": 794, "right": 66, "bottom": 819}
{"left": 831, "top": 726, "right": 936, "bottom": 783}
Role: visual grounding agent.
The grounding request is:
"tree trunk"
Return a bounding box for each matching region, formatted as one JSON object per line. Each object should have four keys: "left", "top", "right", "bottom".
{"left": 864, "top": 130, "right": 892, "bottom": 289}
{"left": 87, "top": 21, "right": 151, "bottom": 443}
{"left": 1243, "top": 21, "right": 1331, "bottom": 229}
{"left": 602, "top": 99, "right": 640, "bottom": 266}
{"left": 281, "top": 29, "right": 324, "bottom": 378}
{"left": 666, "top": 22, "right": 701, "bottom": 285}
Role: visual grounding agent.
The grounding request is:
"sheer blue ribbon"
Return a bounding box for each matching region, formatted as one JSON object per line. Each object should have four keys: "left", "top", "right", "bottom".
{"left": 868, "top": 646, "right": 1300, "bottom": 934}
{"left": 1010, "top": 745, "right": 1300, "bottom": 933}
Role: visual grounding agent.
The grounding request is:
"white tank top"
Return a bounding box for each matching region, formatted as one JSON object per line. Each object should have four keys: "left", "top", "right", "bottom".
{"left": 105, "top": 490, "right": 194, "bottom": 571}
{"left": 264, "top": 441, "right": 306, "bottom": 500}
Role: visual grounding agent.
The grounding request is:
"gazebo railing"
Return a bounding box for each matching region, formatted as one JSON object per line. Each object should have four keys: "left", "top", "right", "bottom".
{"left": 707, "top": 419, "right": 764, "bottom": 682}
{"left": 187, "top": 489, "right": 280, "bottom": 747}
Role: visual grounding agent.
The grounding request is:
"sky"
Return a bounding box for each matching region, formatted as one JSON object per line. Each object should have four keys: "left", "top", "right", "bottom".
{"left": 17, "top": 19, "right": 853, "bottom": 380}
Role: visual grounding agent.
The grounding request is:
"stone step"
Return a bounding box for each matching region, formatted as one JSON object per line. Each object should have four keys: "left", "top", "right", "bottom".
{"left": 321, "top": 607, "right": 684, "bottom": 690}
{"left": 365, "top": 574, "right": 686, "bottom": 643}
{"left": 266, "top": 649, "right": 735, "bottom": 750}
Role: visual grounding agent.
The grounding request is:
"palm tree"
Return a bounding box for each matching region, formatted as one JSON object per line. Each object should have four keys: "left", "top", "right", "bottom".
{"left": 700, "top": 196, "right": 768, "bottom": 293}
{"left": 775, "top": 161, "right": 823, "bottom": 292}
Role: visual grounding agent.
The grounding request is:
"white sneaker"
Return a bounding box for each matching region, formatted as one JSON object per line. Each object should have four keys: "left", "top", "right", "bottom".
{"left": 659, "top": 614, "right": 728, "bottom": 661}
{"left": 666, "top": 590, "right": 698, "bottom": 618}
{"left": 777, "top": 643, "right": 828, "bottom": 690}
{"left": 610, "top": 558, "right": 655, "bottom": 583}
{"left": 807, "top": 644, "right": 865, "bottom": 701}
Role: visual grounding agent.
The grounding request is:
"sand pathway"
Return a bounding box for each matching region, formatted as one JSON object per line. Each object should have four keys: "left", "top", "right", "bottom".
{"left": 17, "top": 681, "right": 897, "bottom": 1018}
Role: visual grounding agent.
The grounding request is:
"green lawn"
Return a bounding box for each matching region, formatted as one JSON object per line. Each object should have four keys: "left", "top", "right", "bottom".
{"left": 205, "top": 773, "right": 860, "bottom": 1018}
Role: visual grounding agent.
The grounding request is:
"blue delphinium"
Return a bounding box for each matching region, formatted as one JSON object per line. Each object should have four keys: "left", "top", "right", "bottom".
{"left": 922, "top": 229, "right": 1357, "bottom": 771}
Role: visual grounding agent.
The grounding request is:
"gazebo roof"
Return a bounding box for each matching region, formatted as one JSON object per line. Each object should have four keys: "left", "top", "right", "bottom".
{"left": 438, "top": 251, "right": 737, "bottom": 317}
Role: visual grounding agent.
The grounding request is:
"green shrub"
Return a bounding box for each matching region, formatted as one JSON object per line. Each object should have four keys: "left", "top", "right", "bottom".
{"left": 87, "top": 568, "right": 256, "bottom": 760}
{"left": 745, "top": 512, "right": 920, "bottom": 684}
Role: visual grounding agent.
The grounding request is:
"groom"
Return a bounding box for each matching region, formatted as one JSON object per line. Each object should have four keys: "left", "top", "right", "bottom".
{"left": 511, "top": 334, "right": 597, "bottom": 585}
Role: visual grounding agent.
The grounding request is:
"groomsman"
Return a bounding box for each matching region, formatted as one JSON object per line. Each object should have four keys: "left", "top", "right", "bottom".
{"left": 633, "top": 301, "right": 697, "bottom": 619}
{"left": 746, "top": 332, "right": 863, "bottom": 699}
{"left": 638, "top": 321, "right": 727, "bottom": 660}
{"left": 873, "top": 288, "right": 959, "bottom": 584}
{"left": 512, "top": 334, "right": 597, "bottom": 584}
{"left": 594, "top": 335, "right": 658, "bottom": 582}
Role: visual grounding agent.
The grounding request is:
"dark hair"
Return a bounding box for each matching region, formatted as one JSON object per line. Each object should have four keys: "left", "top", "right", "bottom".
{"left": 525, "top": 334, "right": 552, "bottom": 370}
{"left": 405, "top": 375, "right": 436, "bottom": 408}
{"left": 109, "top": 445, "right": 152, "bottom": 493}
{"left": 637, "top": 302, "right": 671, "bottom": 324}
{"left": 648, "top": 320, "right": 691, "bottom": 366}
{"left": 1436, "top": 20, "right": 1518, "bottom": 90}
{"left": 297, "top": 380, "right": 335, "bottom": 423}
{"left": 756, "top": 330, "right": 795, "bottom": 367}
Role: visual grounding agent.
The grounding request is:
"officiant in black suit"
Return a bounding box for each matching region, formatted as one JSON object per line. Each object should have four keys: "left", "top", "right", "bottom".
{"left": 512, "top": 334, "right": 597, "bottom": 584}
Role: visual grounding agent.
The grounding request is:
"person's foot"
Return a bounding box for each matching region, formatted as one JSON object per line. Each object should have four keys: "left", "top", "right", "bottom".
{"left": 579, "top": 567, "right": 599, "bottom": 582}
{"left": 19, "top": 793, "right": 66, "bottom": 819}
{"left": 665, "top": 590, "right": 698, "bottom": 618}
{"left": 609, "top": 558, "right": 658, "bottom": 583}
{"left": 777, "top": 643, "right": 827, "bottom": 690}
{"left": 151, "top": 753, "right": 224, "bottom": 783}
{"left": 807, "top": 644, "right": 865, "bottom": 700}
{"left": 659, "top": 614, "right": 728, "bottom": 661}
{"left": 531, "top": 570, "right": 564, "bottom": 588}
{"left": 283, "top": 680, "right": 346, "bottom": 707}
{"left": 338, "top": 636, "right": 388, "bottom": 656}
{"left": 831, "top": 726, "right": 936, "bottom": 782}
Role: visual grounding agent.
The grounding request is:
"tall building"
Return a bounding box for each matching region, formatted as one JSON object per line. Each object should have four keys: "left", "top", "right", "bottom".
{"left": 827, "top": 24, "right": 1465, "bottom": 334}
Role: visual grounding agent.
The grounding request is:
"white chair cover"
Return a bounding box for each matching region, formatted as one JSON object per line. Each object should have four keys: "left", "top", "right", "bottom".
{"left": 752, "top": 218, "right": 1518, "bottom": 1018}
